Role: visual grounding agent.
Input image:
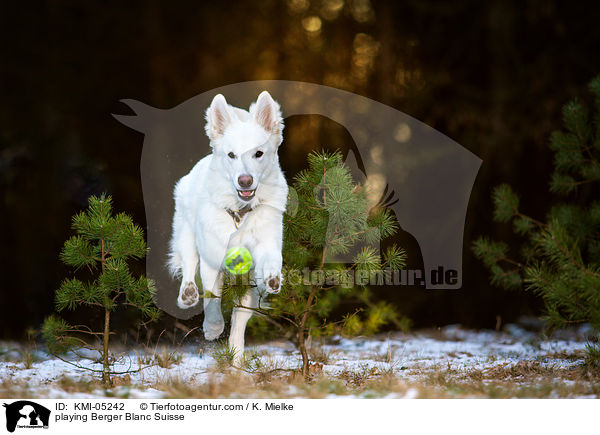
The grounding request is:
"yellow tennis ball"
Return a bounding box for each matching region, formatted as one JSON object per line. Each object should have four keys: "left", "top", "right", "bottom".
{"left": 224, "top": 247, "right": 253, "bottom": 275}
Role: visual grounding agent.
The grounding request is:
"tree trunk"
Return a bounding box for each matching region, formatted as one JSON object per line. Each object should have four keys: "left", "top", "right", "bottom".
{"left": 297, "top": 324, "right": 309, "bottom": 379}
{"left": 102, "top": 307, "right": 111, "bottom": 387}
{"left": 297, "top": 281, "right": 322, "bottom": 380}
{"left": 298, "top": 164, "right": 329, "bottom": 380}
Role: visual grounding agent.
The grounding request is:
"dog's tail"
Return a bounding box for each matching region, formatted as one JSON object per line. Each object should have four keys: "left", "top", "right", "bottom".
{"left": 166, "top": 249, "right": 183, "bottom": 279}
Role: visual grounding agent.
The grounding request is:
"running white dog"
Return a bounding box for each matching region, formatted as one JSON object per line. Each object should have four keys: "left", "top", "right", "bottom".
{"left": 168, "top": 91, "right": 288, "bottom": 364}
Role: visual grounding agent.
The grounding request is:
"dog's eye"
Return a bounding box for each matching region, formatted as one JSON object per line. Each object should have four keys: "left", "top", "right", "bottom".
{"left": 254, "top": 151, "right": 264, "bottom": 158}
{"left": 228, "top": 152, "right": 236, "bottom": 159}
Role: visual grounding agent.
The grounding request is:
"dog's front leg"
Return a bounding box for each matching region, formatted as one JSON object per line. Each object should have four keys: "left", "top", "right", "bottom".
{"left": 253, "top": 242, "right": 283, "bottom": 294}
{"left": 200, "top": 257, "right": 225, "bottom": 341}
{"left": 226, "top": 205, "right": 284, "bottom": 294}
{"left": 229, "top": 288, "right": 258, "bottom": 366}
{"left": 247, "top": 205, "right": 284, "bottom": 294}
{"left": 228, "top": 231, "right": 282, "bottom": 294}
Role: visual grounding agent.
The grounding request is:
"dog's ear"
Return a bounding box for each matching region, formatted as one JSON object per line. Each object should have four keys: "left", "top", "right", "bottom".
{"left": 251, "top": 91, "right": 283, "bottom": 137}
{"left": 205, "top": 94, "right": 234, "bottom": 140}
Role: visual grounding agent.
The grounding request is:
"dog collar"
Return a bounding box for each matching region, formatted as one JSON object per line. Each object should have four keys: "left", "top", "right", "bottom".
{"left": 226, "top": 204, "right": 253, "bottom": 228}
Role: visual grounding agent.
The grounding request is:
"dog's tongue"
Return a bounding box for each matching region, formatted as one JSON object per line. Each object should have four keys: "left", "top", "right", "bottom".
{"left": 240, "top": 190, "right": 253, "bottom": 197}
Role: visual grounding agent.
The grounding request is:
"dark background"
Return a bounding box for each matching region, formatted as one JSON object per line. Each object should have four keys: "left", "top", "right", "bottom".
{"left": 2, "top": 0, "right": 600, "bottom": 339}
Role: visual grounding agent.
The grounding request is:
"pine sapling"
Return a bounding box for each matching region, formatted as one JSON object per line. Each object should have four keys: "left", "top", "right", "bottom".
{"left": 473, "top": 75, "right": 600, "bottom": 365}
{"left": 224, "top": 151, "right": 408, "bottom": 379}
{"left": 42, "top": 194, "right": 161, "bottom": 386}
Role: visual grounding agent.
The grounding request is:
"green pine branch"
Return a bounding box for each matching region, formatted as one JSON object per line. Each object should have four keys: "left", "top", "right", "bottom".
{"left": 473, "top": 74, "right": 600, "bottom": 358}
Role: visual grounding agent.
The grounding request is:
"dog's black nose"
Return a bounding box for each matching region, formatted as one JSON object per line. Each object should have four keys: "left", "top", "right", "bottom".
{"left": 238, "top": 174, "right": 253, "bottom": 188}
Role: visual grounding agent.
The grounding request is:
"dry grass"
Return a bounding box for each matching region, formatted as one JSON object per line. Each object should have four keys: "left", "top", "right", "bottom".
{"left": 416, "top": 360, "right": 600, "bottom": 398}
{"left": 151, "top": 365, "right": 422, "bottom": 399}
{"left": 370, "top": 343, "right": 398, "bottom": 363}
{"left": 56, "top": 375, "right": 100, "bottom": 393}
{"left": 309, "top": 347, "right": 333, "bottom": 365}
{"left": 152, "top": 348, "right": 183, "bottom": 369}
{"left": 2, "top": 357, "right": 598, "bottom": 399}
{"left": 0, "top": 379, "right": 36, "bottom": 398}
{"left": 0, "top": 376, "right": 100, "bottom": 398}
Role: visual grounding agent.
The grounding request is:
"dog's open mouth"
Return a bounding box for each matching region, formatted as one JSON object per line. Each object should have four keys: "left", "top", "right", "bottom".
{"left": 237, "top": 189, "right": 256, "bottom": 201}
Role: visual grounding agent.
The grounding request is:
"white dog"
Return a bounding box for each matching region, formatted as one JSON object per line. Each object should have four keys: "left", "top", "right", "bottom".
{"left": 168, "top": 91, "right": 288, "bottom": 364}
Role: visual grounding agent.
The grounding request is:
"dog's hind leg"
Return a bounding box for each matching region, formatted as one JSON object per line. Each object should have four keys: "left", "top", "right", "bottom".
{"left": 201, "top": 257, "right": 225, "bottom": 341}
{"left": 171, "top": 218, "right": 200, "bottom": 309}
{"left": 229, "top": 288, "right": 258, "bottom": 366}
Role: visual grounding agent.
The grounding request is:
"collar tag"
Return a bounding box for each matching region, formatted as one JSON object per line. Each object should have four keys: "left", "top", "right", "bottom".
{"left": 226, "top": 205, "right": 252, "bottom": 229}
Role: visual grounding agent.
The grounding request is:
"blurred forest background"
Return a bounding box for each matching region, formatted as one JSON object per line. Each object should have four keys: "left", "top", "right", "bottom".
{"left": 2, "top": 0, "right": 600, "bottom": 339}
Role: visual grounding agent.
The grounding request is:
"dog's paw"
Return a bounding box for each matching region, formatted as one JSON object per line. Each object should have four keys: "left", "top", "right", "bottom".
{"left": 255, "top": 257, "right": 283, "bottom": 294}
{"left": 257, "top": 267, "right": 282, "bottom": 294}
{"left": 177, "top": 281, "right": 199, "bottom": 309}
{"left": 203, "top": 317, "right": 225, "bottom": 341}
{"left": 265, "top": 274, "right": 281, "bottom": 294}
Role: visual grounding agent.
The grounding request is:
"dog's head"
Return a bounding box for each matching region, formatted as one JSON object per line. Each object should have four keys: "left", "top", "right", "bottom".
{"left": 205, "top": 91, "right": 284, "bottom": 202}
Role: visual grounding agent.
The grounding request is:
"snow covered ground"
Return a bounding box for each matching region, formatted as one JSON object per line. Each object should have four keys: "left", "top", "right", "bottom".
{"left": 0, "top": 322, "right": 597, "bottom": 399}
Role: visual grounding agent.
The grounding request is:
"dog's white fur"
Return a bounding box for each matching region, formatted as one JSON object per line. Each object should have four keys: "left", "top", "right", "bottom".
{"left": 168, "top": 91, "right": 288, "bottom": 364}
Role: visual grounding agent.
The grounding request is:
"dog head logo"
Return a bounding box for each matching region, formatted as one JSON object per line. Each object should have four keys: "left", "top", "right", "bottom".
{"left": 113, "top": 80, "right": 481, "bottom": 319}
{"left": 3, "top": 401, "right": 50, "bottom": 432}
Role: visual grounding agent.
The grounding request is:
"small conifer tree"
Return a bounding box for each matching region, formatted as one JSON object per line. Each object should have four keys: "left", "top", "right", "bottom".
{"left": 473, "top": 75, "right": 600, "bottom": 364}
{"left": 226, "top": 151, "right": 408, "bottom": 379}
{"left": 42, "top": 194, "right": 161, "bottom": 386}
